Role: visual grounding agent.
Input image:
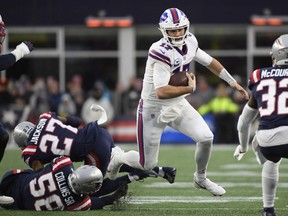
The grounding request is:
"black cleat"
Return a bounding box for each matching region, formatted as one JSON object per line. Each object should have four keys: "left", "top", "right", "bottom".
{"left": 162, "top": 167, "right": 176, "bottom": 184}
{"left": 263, "top": 208, "right": 276, "bottom": 216}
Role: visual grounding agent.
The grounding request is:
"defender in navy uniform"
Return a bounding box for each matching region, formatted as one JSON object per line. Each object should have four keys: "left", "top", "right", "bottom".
{"left": 234, "top": 34, "right": 288, "bottom": 216}
{"left": 13, "top": 107, "right": 176, "bottom": 184}
{"left": 0, "top": 14, "right": 34, "bottom": 206}
{"left": 0, "top": 156, "right": 133, "bottom": 210}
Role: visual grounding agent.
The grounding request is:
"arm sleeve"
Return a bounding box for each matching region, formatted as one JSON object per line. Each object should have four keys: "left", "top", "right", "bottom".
{"left": 237, "top": 104, "right": 258, "bottom": 151}
{"left": 193, "top": 48, "right": 213, "bottom": 66}
{"left": 0, "top": 53, "right": 17, "bottom": 70}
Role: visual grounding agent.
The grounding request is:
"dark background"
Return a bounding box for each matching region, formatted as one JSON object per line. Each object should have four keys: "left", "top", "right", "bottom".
{"left": 1, "top": 0, "right": 287, "bottom": 26}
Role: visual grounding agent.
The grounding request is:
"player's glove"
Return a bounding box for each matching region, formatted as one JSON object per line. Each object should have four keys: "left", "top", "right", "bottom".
{"left": 23, "top": 41, "right": 34, "bottom": 51}
{"left": 233, "top": 145, "right": 246, "bottom": 161}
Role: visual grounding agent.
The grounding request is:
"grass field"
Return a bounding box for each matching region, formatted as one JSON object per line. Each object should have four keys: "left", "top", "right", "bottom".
{"left": 0, "top": 144, "right": 288, "bottom": 216}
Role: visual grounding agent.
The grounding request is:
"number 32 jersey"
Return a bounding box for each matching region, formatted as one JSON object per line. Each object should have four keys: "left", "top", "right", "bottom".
{"left": 248, "top": 65, "right": 288, "bottom": 130}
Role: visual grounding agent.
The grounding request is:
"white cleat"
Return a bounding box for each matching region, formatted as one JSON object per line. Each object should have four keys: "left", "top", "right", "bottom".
{"left": 0, "top": 195, "right": 14, "bottom": 205}
{"left": 107, "top": 146, "right": 124, "bottom": 180}
{"left": 194, "top": 175, "right": 226, "bottom": 196}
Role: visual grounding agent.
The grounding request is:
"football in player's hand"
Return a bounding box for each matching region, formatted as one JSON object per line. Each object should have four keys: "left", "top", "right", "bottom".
{"left": 169, "top": 72, "right": 189, "bottom": 86}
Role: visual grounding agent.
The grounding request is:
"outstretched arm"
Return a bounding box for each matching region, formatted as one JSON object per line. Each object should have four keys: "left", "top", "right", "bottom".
{"left": 207, "top": 58, "right": 249, "bottom": 100}
{"left": 0, "top": 41, "right": 34, "bottom": 71}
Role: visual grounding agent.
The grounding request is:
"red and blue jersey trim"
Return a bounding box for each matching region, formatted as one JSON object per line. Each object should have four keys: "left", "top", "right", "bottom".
{"left": 149, "top": 49, "right": 171, "bottom": 66}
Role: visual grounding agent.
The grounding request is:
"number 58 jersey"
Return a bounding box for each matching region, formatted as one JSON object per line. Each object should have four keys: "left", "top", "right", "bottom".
{"left": 0, "top": 157, "right": 91, "bottom": 210}
{"left": 248, "top": 65, "right": 288, "bottom": 130}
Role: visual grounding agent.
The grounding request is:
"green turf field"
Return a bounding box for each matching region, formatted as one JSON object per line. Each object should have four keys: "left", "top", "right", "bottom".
{"left": 0, "top": 144, "right": 287, "bottom": 216}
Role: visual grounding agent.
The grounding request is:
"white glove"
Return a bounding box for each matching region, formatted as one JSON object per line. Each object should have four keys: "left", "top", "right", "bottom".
{"left": 11, "top": 42, "right": 32, "bottom": 61}
{"left": 90, "top": 104, "right": 108, "bottom": 125}
{"left": 233, "top": 145, "right": 246, "bottom": 161}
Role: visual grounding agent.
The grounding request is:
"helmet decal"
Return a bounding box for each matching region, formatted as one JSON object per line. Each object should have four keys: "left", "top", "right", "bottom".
{"left": 170, "top": 8, "right": 180, "bottom": 24}
{"left": 159, "top": 12, "right": 168, "bottom": 23}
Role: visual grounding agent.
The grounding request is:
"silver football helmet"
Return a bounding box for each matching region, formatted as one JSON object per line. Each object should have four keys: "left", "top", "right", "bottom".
{"left": 159, "top": 8, "right": 190, "bottom": 47}
{"left": 13, "top": 121, "right": 35, "bottom": 148}
{"left": 68, "top": 165, "right": 103, "bottom": 195}
{"left": 270, "top": 34, "right": 288, "bottom": 66}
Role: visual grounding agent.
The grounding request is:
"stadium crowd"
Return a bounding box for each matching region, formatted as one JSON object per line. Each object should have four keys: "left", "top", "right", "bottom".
{"left": 0, "top": 73, "right": 244, "bottom": 144}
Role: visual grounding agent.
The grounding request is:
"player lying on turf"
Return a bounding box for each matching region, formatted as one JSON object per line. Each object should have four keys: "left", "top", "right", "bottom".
{"left": 13, "top": 105, "right": 176, "bottom": 184}
{"left": 0, "top": 156, "right": 158, "bottom": 210}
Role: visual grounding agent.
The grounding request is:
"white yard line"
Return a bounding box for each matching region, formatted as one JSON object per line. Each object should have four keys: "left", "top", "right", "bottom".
{"left": 127, "top": 196, "right": 267, "bottom": 204}
{"left": 143, "top": 182, "right": 288, "bottom": 188}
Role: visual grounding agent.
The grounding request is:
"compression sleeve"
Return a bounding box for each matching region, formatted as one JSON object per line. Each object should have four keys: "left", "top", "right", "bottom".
{"left": 237, "top": 104, "right": 258, "bottom": 151}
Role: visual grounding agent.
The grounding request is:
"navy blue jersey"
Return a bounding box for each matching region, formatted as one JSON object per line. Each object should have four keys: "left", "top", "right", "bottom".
{"left": 0, "top": 53, "right": 16, "bottom": 70}
{"left": 22, "top": 112, "right": 114, "bottom": 175}
{"left": 248, "top": 65, "right": 288, "bottom": 129}
{"left": 0, "top": 157, "right": 92, "bottom": 210}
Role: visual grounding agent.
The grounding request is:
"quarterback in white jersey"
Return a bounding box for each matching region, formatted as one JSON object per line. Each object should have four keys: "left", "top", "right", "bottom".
{"left": 137, "top": 8, "right": 249, "bottom": 196}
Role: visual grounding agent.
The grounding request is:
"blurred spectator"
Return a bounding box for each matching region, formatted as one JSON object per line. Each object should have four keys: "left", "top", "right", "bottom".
{"left": 81, "top": 80, "right": 114, "bottom": 127}
{"left": 121, "top": 77, "right": 142, "bottom": 118}
{"left": 46, "top": 76, "right": 63, "bottom": 113}
{"left": 67, "top": 74, "right": 86, "bottom": 116}
{"left": 7, "top": 75, "right": 32, "bottom": 106}
{"left": 58, "top": 93, "right": 76, "bottom": 117}
{"left": 198, "top": 83, "right": 240, "bottom": 144}
{"left": 28, "top": 77, "right": 50, "bottom": 122}
{"left": 231, "top": 75, "right": 248, "bottom": 110}
{"left": 186, "top": 75, "right": 215, "bottom": 110}
{"left": 0, "top": 78, "right": 12, "bottom": 105}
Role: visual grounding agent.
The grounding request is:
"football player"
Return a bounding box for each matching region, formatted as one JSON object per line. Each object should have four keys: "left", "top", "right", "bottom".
{"left": 13, "top": 105, "right": 176, "bottom": 184}
{"left": 0, "top": 156, "right": 148, "bottom": 210}
{"left": 233, "top": 34, "right": 288, "bottom": 216}
{"left": 0, "top": 14, "right": 34, "bottom": 206}
{"left": 133, "top": 8, "right": 248, "bottom": 196}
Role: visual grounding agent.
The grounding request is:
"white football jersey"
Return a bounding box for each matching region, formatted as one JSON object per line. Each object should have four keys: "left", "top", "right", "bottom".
{"left": 141, "top": 32, "right": 212, "bottom": 107}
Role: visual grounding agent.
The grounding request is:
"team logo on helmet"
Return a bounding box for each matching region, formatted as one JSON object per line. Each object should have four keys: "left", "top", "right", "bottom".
{"left": 159, "top": 12, "right": 168, "bottom": 23}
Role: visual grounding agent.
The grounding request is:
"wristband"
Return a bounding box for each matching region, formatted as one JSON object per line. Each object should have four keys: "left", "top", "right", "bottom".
{"left": 219, "top": 68, "right": 236, "bottom": 85}
{"left": 11, "top": 42, "right": 30, "bottom": 61}
{"left": 191, "top": 85, "right": 195, "bottom": 93}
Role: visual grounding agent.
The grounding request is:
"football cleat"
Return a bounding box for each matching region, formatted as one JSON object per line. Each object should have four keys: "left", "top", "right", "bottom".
{"left": 0, "top": 195, "right": 14, "bottom": 205}
{"left": 194, "top": 174, "right": 226, "bottom": 196}
{"left": 129, "top": 169, "right": 158, "bottom": 181}
{"left": 162, "top": 167, "right": 176, "bottom": 184}
{"left": 107, "top": 146, "right": 124, "bottom": 180}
